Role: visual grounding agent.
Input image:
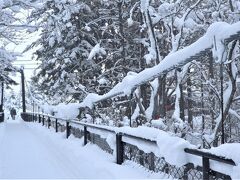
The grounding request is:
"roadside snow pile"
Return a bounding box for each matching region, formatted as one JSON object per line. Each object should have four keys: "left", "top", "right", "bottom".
{"left": 156, "top": 130, "right": 196, "bottom": 167}
{"left": 74, "top": 123, "right": 197, "bottom": 167}
{"left": 76, "top": 123, "right": 240, "bottom": 175}
{"left": 88, "top": 125, "right": 197, "bottom": 167}
{"left": 25, "top": 122, "right": 168, "bottom": 179}
{"left": 119, "top": 126, "right": 196, "bottom": 167}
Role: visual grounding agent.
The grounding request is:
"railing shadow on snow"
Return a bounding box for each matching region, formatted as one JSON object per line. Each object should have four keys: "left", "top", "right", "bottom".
{"left": 21, "top": 112, "right": 234, "bottom": 180}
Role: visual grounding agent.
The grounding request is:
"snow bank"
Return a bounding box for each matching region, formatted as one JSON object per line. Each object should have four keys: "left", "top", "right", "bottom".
{"left": 20, "top": 122, "right": 167, "bottom": 179}
{"left": 73, "top": 123, "right": 196, "bottom": 167}
{"left": 108, "top": 126, "right": 195, "bottom": 167}
{"left": 156, "top": 131, "right": 196, "bottom": 167}
{"left": 77, "top": 123, "right": 239, "bottom": 173}
{"left": 24, "top": 112, "right": 240, "bottom": 176}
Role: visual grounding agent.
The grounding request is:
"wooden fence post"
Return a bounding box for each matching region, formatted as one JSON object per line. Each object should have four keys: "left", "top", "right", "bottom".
{"left": 203, "top": 157, "right": 210, "bottom": 180}
{"left": 116, "top": 133, "right": 124, "bottom": 164}
{"left": 84, "top": 126, "right": 88, "bottom": 145}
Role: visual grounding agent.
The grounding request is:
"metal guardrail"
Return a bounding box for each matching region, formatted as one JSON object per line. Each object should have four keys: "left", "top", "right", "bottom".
{"left": 21, "top": 112, "right": 235, "bottom": 180}
{"left": 0, "top": 112, "right": 4, "bottom": 123}
{"left": 184, "top": 148, "right": 234, "bottom": 180}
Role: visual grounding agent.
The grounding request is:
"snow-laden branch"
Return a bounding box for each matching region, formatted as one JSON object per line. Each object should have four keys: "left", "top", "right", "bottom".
{"left": 79, "top": 21, "right": 240, "bottom": 108}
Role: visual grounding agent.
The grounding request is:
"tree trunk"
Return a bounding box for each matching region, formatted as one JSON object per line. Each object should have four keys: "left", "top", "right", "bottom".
{"left": 179, "top": 83, "right": 185, "bottom": 121}
{"left": 187, "top": 72, "right": 193, "bottom": 128}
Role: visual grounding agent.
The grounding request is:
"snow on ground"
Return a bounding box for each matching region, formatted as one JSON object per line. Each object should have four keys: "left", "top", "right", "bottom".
{"left": 0, "top": 117, "right": 168, "bottom": 179}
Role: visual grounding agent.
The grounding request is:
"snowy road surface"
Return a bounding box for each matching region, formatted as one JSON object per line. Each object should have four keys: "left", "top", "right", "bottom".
{"left": 0, "top": 118, "right": 166, "bottom": 179}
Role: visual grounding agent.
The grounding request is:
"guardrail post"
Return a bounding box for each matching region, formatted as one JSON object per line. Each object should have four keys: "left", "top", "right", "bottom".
{"left": 116, "top": 133, "right": 124, "bottom": 164}
{"left": 55, "top": 119, "right": 58, "bottom": 133}
{"left": 66, "top": 121, "right": 71, "bottom": 138}
{"left": 203, "top": 157, "right": 210, "bottom": 180}
{"left": 183, "top": 163, "right": 193, "bottom": 180}
{"left": 48, "top": 117, "right": 51, "bottom": 128}
{"left": 149, "top": 152, "right": 155, "bottom": 171}
{"left": 84, "top": 126, "right": 88, "bottom": 145}
{"left": 42, "top": 116, "right": 45, "bottom": 126}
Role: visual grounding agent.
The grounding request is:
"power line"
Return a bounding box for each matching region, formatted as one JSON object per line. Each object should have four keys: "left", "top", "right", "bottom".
{"left": 15, "top": 60, "right": 34, "bottom": 61}
{"left": 13, "top": 63, "right": 40, "bottom": 65}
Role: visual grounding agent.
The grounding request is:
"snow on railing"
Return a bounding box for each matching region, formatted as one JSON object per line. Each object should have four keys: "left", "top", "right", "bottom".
{"left": 79, "top": 21, "right": 240, "bottom": 108}
{"left": 34, "top": 22, "right": 240, "bottom": 121}
{"left": 22, "top": 112, "right": 240, "bottom": 179}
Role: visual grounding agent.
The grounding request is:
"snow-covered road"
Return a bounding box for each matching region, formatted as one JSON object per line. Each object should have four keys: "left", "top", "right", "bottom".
{"left": 0, "top": 118, "right": 165, "bottom": 179}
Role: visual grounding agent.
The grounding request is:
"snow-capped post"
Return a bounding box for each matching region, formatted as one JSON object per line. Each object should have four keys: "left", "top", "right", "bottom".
{"left": 55, "top": 119, "right": 58, "bottom": 133}
{"left": 48, "top": 117, "right": 51, "bottom": 129}
{"left": 202, "top": 157, "right": 210, "bottom": 180}
{"left": 116, "top": 133, "right": 124, "bottom": 164}
{"left": 84, "top": 126, "right": 88, "bottom": 145}
{"left": 0, "top": 82, "right": 4, "bottom": 122}
{"left": 20, "top": 68, "right": 26, "bottom": 113}
{"left": 66, "top": 121, "right": 71, "bottom": 139}
{"left": 0, "top": 82, "right": 3, "bottom": 112}
{"left": 42, "top": 116, "right": 45, "bottom": 126}
{"left": 38, "top": 114, "right": 41, "bottom": 123}
{"left": 92, "top": 105, "right": 96, "bottom": 124}
{"left": 32, "top": 100, "right": 35, "bottom": 121}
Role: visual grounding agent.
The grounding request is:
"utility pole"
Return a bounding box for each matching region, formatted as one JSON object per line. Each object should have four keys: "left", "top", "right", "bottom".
{"left": 20, "top": 69, "right": 26, "bottom": 113}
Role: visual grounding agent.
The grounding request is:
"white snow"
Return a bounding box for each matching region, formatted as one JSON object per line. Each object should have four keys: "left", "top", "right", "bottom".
{"left": 2, "top": 114, "right": 239, "bottom": 178}
{"left": 0, "top": 118, "right": 167, "bottom": 179}
{"left": 79, "top": 21, "right": 240, "bottom": 108}
{"left": 145, "top": 78, "right": 158, "bottom": 119}
{"left": 203, "top": 143, "right": 240, "bottom": 179}
{"left": 87, "top": 43, "right": 106, "bottom": 61}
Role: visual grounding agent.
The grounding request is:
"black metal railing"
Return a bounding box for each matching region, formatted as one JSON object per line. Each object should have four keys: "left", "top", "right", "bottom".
{"left": 0, "top": 112, "right": 4, "bottom": 123}
{"left": 21, "top": 112, "right": 235, "bottom": 180}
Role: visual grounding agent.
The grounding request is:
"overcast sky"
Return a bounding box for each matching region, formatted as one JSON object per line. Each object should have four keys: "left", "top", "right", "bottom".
{"left": 6, "top": 30, "right": 41, "bottom": 92}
